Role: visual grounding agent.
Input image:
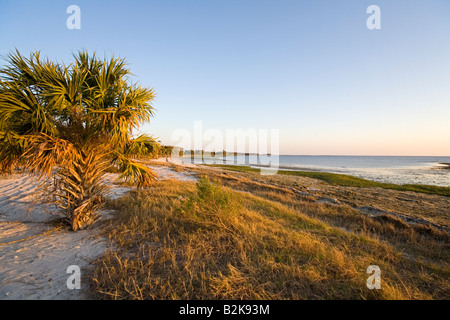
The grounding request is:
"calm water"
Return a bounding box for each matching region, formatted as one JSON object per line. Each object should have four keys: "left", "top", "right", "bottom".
{"left": 181, "top": 155, "right": 450, "bottom": 187}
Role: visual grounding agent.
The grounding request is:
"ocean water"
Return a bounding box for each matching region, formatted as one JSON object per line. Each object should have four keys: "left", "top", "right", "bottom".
{"left": 181, "top": 155, "right": 450, "bottom": 187}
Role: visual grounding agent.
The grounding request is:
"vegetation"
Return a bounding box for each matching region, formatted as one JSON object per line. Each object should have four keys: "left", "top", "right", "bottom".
{"left": 208, "top": 165, "right": 450, "bottom": 197}
{"left": 0, "top": 50, "right": 159, "bottom": 230}
{"left": 92, "top": 176, "right": 449, "bottom": 300}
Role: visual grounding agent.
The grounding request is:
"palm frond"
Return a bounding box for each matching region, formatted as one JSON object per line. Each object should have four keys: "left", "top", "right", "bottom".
{"left": 125, "top": 134, "right": 161, "bottom": 158}
{"left": 113, "top": 153, "right": 157, "bottom": 188}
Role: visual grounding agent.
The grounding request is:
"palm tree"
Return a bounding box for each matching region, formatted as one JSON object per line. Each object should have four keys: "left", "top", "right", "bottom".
{"left": 0, "top": 50, "right": 160, "bottom": 230}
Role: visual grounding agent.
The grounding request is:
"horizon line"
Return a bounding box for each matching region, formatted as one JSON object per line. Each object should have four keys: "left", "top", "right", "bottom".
{"left": 178, "top": 150, "right": 450, "bottom": 158}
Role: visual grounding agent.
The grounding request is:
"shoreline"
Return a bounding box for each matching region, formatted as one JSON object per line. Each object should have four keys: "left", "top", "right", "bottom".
{"left": 165, "top": 157, "right": 450, "bottom": 188}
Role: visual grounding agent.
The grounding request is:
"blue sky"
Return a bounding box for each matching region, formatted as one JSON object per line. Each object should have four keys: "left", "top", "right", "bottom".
{"left": 1, "top": 0, "right": 449, "bottom": 155}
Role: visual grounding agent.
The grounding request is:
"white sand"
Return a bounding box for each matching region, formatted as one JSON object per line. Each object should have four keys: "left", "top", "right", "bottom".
{"left": 150, "top": 156, "right": 199, "bottom": 168}
{"left": 0, "top": 165, "right": 196, "bottom": 300}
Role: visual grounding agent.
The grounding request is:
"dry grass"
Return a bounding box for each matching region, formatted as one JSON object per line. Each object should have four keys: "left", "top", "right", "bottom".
{"left": 91, "top": 175, "right": 449, "bottom": 300}
{"left": 193, "top": 168, "right": 449, "bottom": 258}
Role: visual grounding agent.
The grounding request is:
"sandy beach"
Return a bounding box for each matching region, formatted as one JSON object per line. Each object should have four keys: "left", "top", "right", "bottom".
{"left": 0, "top": 163, "right": 196, "bottom": 300}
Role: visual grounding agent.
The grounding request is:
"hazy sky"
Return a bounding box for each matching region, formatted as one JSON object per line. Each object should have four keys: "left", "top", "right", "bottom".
{"left": 1, "top": 0, "right": 449, "bottom": 155}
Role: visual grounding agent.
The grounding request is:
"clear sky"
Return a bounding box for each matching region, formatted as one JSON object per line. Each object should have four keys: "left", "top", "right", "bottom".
{"left": 1, "top": 0, "right": 449, "bottom": 156}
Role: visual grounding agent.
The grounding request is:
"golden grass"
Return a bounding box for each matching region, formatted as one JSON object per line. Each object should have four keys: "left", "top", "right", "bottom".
{"left": 91, "top": 176, "right": 449, "bottom": 300}
{"left": 198, "top": 169, "right": 450, "bottom": 262}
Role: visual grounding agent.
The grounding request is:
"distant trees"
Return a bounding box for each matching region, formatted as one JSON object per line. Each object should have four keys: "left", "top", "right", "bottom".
{"left": 0, "top": 50, "right": 160, "bottom": 230}
{"left": 158, "top": 145, "right": 183, "bottom": 158}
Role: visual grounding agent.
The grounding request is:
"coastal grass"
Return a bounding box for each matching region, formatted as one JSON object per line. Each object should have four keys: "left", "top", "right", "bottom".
{"left": 91, "top": 176, "right": 449, "bottom": 300}
{"left": 212, "top": 177, "right": 449, "bottom": 262}
{"left": 207, "top": 165, "right": 450, "bottom": 197}
{"left": 192, "top": 168, "right": 449, "bottom": 263}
